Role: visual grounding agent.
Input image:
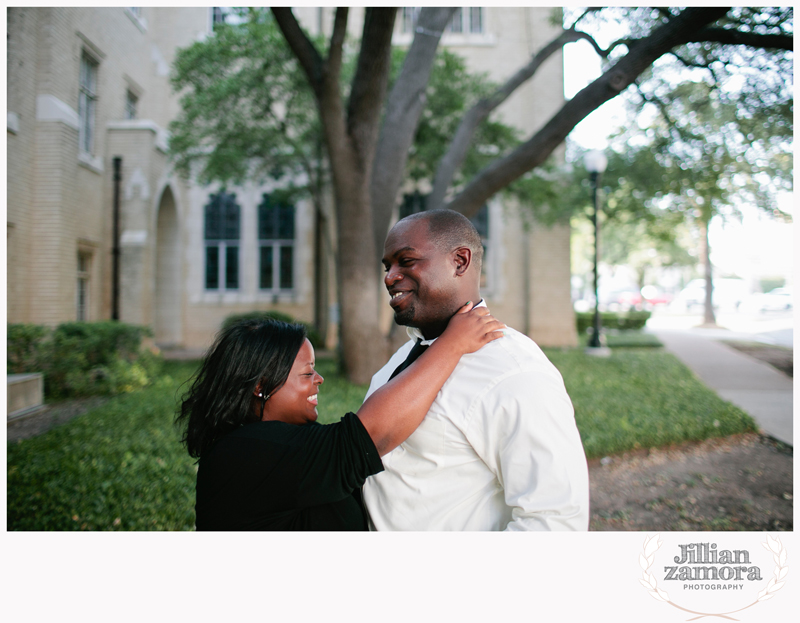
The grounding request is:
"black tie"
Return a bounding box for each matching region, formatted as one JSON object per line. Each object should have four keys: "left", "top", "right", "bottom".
{"left": 388, "top": 339, "right": 429, "bottom": 381}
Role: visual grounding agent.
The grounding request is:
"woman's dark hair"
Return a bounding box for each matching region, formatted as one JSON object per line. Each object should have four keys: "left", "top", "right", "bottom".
{"left": 177, "top": 318, "right": 307, "bottom": 458}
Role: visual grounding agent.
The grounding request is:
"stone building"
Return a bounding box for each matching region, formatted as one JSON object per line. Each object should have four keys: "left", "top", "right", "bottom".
{"left": 6, "top": 7, "right": 576, "bottom": 354}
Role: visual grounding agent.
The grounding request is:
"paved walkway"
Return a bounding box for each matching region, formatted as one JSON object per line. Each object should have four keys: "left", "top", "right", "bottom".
{"left": 651, "top": 329, "right": 793, "bottom": 446}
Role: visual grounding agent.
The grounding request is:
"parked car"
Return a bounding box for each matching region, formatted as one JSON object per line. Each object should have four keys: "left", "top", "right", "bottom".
{"left": 640, "top": 285, "right": 673, "bottom": 308}
{"left": 670, "top": 278, "right": 747, "bottom": 312}
{"left": 740, "top": 287, "right": 793, "bottom": 313}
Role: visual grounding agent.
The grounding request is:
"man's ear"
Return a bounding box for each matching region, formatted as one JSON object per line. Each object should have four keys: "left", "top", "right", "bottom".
{"left": 452, "top": 247, "right": 472, "bottom": 276}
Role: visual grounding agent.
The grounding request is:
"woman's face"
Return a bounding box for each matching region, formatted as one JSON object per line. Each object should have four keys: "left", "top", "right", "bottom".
{"left": 260, "top": 339, "right": 324, "bottom": 426}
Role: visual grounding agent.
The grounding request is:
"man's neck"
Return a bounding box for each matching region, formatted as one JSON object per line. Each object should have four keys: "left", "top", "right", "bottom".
{"left": 416, "top": 297, "right": 484, "bottom": 341}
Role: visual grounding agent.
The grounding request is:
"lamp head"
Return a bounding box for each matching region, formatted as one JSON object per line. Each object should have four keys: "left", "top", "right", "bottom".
{"left": 583, "top": 149, "right": 608, "bottom": 174}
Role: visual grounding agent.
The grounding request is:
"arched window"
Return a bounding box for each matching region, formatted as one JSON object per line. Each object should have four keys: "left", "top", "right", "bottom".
{"left": 204, "top": 191, "right": 240, "bottom": 290}
{"left": 258, "top": 194, "right": 295, "bottom": 291}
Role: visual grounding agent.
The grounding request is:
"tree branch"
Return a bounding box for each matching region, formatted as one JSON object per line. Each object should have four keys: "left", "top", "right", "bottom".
{"left": 270, "top": 8, "right": 324, "bottom": 96}
{"left": 428, "top": 27, "right": 603, "bottom": 210}
{"left": 443, "top": 6, "right": 731, "bottom": 218}
{"left": 370, "top": 7, "right": 456, "bottom": 259}
{"left": 326, "top": 8, "right": 349, "bottom": 85}
{"left": 688, "top": 28, "right": 793, "bottom": 51}
{"left": 347, "top": 7, "right": 397, "bottom": 149}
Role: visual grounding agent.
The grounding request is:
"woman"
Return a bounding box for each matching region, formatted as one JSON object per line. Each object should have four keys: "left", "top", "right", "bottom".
{"left": 178, "top": 302, "right": 504, "bottom": 530}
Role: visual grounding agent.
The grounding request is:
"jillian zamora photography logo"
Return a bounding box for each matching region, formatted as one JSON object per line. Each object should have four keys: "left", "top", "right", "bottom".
{"left": 638, "top": 533, "right": 788, "bottom": 619}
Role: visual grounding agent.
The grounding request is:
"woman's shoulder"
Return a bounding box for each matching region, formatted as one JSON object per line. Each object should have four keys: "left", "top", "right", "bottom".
{"left": 223, "top": 414, "right": 361, "bottom": 444}
{"left": 225, "top": 419, "right": 314, "bottom": 445}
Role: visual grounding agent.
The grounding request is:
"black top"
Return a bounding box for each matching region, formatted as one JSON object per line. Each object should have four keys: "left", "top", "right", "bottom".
{"left": 195, "top": 412, "right": 384, "bottom": 531}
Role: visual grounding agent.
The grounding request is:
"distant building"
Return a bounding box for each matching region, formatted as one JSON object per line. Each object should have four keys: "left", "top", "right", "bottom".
{"left": 6, "top": 7, "right": 576, "bottom": 354}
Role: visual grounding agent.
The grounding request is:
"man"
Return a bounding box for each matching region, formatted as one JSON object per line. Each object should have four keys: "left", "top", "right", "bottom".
{"left": 362, "top": 209, "right": 589, "bottom": 530}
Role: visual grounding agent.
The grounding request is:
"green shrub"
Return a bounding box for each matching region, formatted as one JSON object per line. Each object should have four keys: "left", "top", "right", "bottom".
{"left": 221, "top": 310, "right": 324, "bottom": 349}
{"left": 7, "top": 321, "right": 162, "bottom": 399}
{"left": 575, "top": 310, "right": 651, "bottom": 334}
{"left": 7, "top": 323, "right": 50, "bottom": 373}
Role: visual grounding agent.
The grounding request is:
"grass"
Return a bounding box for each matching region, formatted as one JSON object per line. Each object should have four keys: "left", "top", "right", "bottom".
{"left": 545, "top": 347, "right": 757, "bottom": 458}
{"left": 577, "top": 330, "right": 663, "bottom": 349}
{"left": 7, "top": 361, "right": 200, "bottom": 531}
{"left": 7, "top": 343, "right": 757, "bottom": 530}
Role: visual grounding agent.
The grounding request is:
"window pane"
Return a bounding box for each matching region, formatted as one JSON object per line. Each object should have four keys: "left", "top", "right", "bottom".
{"left": 225, "top": 245, "right": 239, "bottom": 289}
{"left": 223, "top": 194, "right": 240, "bottom": 240}
{"left": 279, "top": 246, "right": 293, "bottom": 289}
{"left": 80, "top": 55, "right": 97, "bottom": 93}
{"left": 77, "top": 278, "right": 87, "bottom": 321}
{"left": 471, "top": 204, "right": 489, "bottom": 238}
{"left": 260, "top": 245, "right": 274, "bottom": 289}
{"left": 402, "top": 7, "right": 415, "bottom": 33}
{"left": 258, "top": 195, "right": 276, "bottom": 240}
{"left": 78, "top": 54, "right": 97, "bottom": 155}
{"left": 470, "top": 8, "right": 483, "bottom": 33}
{"left": 205, "top": 192, "right": 240, "bottom": 240}
{"left": 205, "top": 246, "right": 219, "bottom": 289}
{"left": 205, "top": 197, "right": 221, "bottom": 240}
{"left": 400, "top": 191, "right": 426, "bottom": 219}
{"left": 277, "top": 204, "right": 295, "bottom": 239}
{"left": 125, "top": 90, "right": 137, "bottom": 119}
{"left": 448, "top": 8, "right": 463, "bottom": 32}
{"left": 480, "top": 245, "right": 488, "bottom": 289}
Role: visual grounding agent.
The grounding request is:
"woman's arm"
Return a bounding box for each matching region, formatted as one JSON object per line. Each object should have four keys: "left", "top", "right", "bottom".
{"left": 357, "top": 303, "right": 505, "bottom": 456}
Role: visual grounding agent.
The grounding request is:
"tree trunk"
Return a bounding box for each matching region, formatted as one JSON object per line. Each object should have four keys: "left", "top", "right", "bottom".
{"left": 311, "top": 179, "right": 330, "bottom": 346}
{"left": 701, "top": 217, "right": 717, "bottom": 326}
{"left": 371, "top": 7, "right": 456, "bottom": 262}
{"left": 273, "top": 7, "right": 396, "bottom": 383}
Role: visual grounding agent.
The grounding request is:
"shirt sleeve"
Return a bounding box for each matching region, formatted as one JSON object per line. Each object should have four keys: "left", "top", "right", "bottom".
{"left": 466, "top": 369, "right": 590, "bottom": 531}
{"left": 293, "top": 412, "right": 384, "bottom": 509}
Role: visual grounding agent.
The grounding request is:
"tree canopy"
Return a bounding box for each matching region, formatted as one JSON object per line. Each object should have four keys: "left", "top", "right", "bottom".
{"left": 170, "top": 6, "right": 793, "bottom": 382}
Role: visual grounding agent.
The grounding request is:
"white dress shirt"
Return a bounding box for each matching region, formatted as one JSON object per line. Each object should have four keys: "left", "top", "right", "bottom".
{"left": 362, "top": 316, "right": 590, "bottom": 531}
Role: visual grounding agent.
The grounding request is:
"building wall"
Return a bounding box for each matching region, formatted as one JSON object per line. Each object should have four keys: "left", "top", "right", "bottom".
{"left": 6, "top": 7, "right": 207, "bottom": 329}
{"left": 181, "top": 181, "right": 318, "bottom": 349}
{"left": 8, "top": 7, "right": 576, "bottom": 351}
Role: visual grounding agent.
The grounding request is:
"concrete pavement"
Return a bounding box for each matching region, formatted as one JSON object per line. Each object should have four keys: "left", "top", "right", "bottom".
{"left": 651, "top": 327, "right": 793, "bottom": 446}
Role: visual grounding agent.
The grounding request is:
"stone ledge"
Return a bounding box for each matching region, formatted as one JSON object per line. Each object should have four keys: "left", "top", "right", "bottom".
{"left": 7, "top": 373, "right": 44, "bottom": 420}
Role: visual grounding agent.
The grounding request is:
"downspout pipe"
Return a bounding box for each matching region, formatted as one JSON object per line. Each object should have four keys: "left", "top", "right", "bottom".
{"left": 112, "top": 156, "right": 122, "bottom": 320}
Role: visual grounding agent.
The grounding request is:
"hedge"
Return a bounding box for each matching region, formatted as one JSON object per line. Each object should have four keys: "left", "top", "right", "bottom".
{"left": 575, "top": 310, "right": 651, "bottom": 334}
{"left": 7, "top": 321, "right": 162, "bottom": 399}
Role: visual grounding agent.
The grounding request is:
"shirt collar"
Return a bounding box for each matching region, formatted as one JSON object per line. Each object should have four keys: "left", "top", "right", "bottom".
{"left": 406, "top": 299, "right": 486, "bottom": 346}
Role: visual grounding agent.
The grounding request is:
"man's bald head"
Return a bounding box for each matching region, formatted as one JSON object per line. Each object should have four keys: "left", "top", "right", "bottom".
{"left": 400, "top": 209, "right": 483, "bottom": 274}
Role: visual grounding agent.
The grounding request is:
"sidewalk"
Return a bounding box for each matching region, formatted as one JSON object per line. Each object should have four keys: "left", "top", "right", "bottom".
{"left": 651, "top": 329, "right": 793, "bottom": 446}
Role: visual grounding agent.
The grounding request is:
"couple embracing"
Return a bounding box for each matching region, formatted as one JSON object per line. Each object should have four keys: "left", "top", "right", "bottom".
{"left": 178, "top": 209, "right": 589, "bottom": 531}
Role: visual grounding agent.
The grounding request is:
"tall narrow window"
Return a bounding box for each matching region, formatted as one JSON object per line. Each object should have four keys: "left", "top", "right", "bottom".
{"left": 124, "top": 90, "right": 138, "bottom": 119}
{"left": 258, "top": 194, "right": 295, "bottom": 291}
{"left": 401, "top": 7, "right": 420, "bottom": 33}
{"left": 399, "top": 191, "right": 427, "bottom": 219}
{"left": 204, "top": 191, "right": 240, "bottom": 290}
{"left": 212, "top": 7, "right": 225, "bottom": 28}
{"left": 447, "top": 8, "right": 464, "bottom": 32}
{"left": 471, "top": 204, "right": 490, "bottom": 288}
{"left": 469, "top": 8, "right": 484, "bottom": 33}
{"left": 77, "top": 252, "right": 90, "bottom": 320}
{"left": 78, "top": 53, "right": 98, "bottom": 155}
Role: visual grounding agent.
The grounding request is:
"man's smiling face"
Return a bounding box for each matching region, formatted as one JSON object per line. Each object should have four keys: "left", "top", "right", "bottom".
{"left": 382, "top": 218, "right": 464, "bottom": 339}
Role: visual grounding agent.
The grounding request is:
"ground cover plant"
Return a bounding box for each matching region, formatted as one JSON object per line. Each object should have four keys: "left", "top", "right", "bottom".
{"left": 7, "top": 348, "right": 756, "bottom": 530}
{"left": 545, "top": 348, "right": 756, "bottom": 458}
{"left": 7, "top": 361, "right": 199, "bottom": 531}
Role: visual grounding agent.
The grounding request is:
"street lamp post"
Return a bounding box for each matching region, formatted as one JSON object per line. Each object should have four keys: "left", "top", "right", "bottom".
{"left": 584, "top": 149, "right": 608, "bottom": 354}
